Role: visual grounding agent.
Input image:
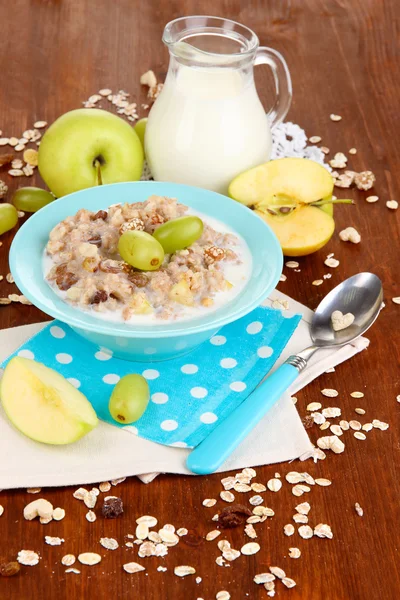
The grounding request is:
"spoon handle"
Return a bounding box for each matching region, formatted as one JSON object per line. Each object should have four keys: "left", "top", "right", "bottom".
{"left": 186, "top": 362, "right": 299, "bottom": 475}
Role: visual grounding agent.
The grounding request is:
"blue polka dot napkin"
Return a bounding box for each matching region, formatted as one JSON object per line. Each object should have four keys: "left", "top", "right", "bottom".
{"left": 1, "top": 305, "right": 300, "bottom": 448}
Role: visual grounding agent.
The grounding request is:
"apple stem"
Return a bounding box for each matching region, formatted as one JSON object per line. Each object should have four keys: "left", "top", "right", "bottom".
{"left": 94, "top": 160, "right": 103, "bottom": 186}
{"left": 312, "top": 199, "right": 354, "bottom": 207}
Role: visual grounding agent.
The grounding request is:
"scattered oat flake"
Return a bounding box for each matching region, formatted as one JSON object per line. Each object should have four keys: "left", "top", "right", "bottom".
{"left": 17, "top": 550, "right": 39, "bottom": 566}
{"left": 8, "top": 169, "right": 23, "bottom": 176}
{"left": 283, "top": 524, "right": 295, "bottom": 536}
{"left": 307, "top": 402, "right": 322, "bottom": 411}
{"left": 315, "top": 478, "right": 332, "bottom": 487}
{"left": 111, "top": 477, "right": 126, "bottom": 485}
{"left": 354, "top": 432, "right": 367, "bottom": 440}
{"left": 366, "top": 195, "right": 379, "bottom": 203}
{"left": 136, "top": 515, "right": 158, "bottom": 527}
{"left": 220, "top": 491, "right": 235, "bottom": 503}
{"left": 123, "top": 562, "right": 146, "bottom": 574}
{"left": 0, "top": 505, "right": 3, "bottom": 517}
{"left": 330, "top": 114, "right": 342, "bottom": 121}
{"left": 65, "top": 568, "right": 80, "bottom": 574}
{"left": 330, "top": 422, "right": 343, "bottom": 435}
{"left": 349, "top": 147, "right": 357, "bottom": 154}
{"left": 350, "top": 391, "right": 364, "bottom": 398}
{"left": 174, "top": 565, "right": 196, "bottom": 577}
{"left": 355, "top": 408, "right": 366, "bottom": 415}
{"left": 99, "top": 481, "right": 111, "bottom": 493}
{"left": 86, "top": 510, "right": 96, "bottom": 522}
{"left": 392, "top": 297, "right": 400, "bottom": 305}
{"left": 100, "top": 537, "right": 119, "bottom": 550}
{"left": 314, "top": 523, "right": 333, "bottom": 539}
{"left": 269, "top": 566, "right": 285, "bottom": 579}
{"left": 282, "top": 577, "right": 297, "bottom": 588}
{"left": 234, "top": 483, "right": 252, "bottom": 492}
{"left": 254, "top": 573, "right": 276, "bottom": 584}
{"left": 241, "top": 542, "right": 260, "bottom": 555}
{"left": 73, "top": 487, "right": 88, "bottom": 500}
{"left": 45, "top": 535, "right": 64, "bottom": 546}
{"left": 296, "top": 502, "right": 311, "bottom": 515}
{"left": 177, "top": 528, "right": 188, "bottom": 536}
{"left": 61, "top": 554, "right": 76, "bottom": 566}
{"left": 386, "top": 200, "right": 398, "bottom": 210}
{"left": 27, "top": 487, "right": 41, "bottom": 494}
{"left": 355, "top": 502, "right": 363, "bottom": 516}
{"left": 339, "top": 227, "right": 361, "bottom": 243}
{"left": 320, "top": 421, "right": 330, "bottom": 430}
{"left": 309, "top": 135, "right": 321, "bottom": 143}
{"left": 298, "top": 525, "right": 314, "bottom": 539}
{"left": 321, "top": 388, "right": 339, "bottom": 398}
{"left": 362, "top": 423, "right": 373, "bottom": 432}
{"left": 216, "top": 592, "right": 230, "bottom": 600}
{"left": 279, "top": 274, "right": 287, "bottom": 282}
{"left": 312, "top": 279, "right": 323, "bottom": 286}
{"left": 251, "top": 483, "right": 267, "bottom": 493}
{"left": 78, "top": 553, "right": 101, "bottom": 566}
{"left": 244, "top": 523, "right": 257, "bottom": 539}
{"left": 206, "top": 530, "right": 221, "bottom": 541}
{"left": 372, "top": 419, "right": 389, "bottom": 430}
{"left": 317, "top": 435, "right": 345, "bottom": 454}
{"left": 202, "top": 498, "right": 217, "bottom": 507}
{"left": 324, "top": 257, "right": 340, "bottom": 268}
{"left": 267, "top": 478, "right": 282, "bottom": 492}
{"left": 293, "top": 513, "right": 308, "bottom": 524}
{"left": 349, "top": 420, "right": 362, "bottom": 431}
{"left": 285, "top": 261, "right": 299, "bottom": 269}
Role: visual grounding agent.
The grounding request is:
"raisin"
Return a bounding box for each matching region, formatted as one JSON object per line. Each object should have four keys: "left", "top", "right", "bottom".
{"left": 127, "top": 272, "right": 149, "bottom": 288}
{"left": 0, "top": 561, "right": 20, "bottom": 577}
{"left": 181, "top": 529, "right": 204, "bottom": 547}
{"left": 87, "top": 235, "right": 102, "bottom": 248}
{"left": 91, "top": 290, "right": 108, "bottom": 304}
{"left": 99, "top": 259, "right": 124, "bottom": 274}
{"left": 56, "top": 269, "right": 79, "bottom": 291}
{"left": 102, "top": 496, "right": 123, "bottom": 518}
{"left": 218, "top": 504, "right": 252, "bottom": 529}
{"left": 92, "top": 210, "right": 107, "bottom": 221}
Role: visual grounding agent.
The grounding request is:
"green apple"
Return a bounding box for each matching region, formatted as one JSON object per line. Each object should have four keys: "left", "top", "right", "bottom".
{"left": 229, "top": 158, "right": 352, "bottom": 256}
{"left": 134, "top": 118, "right": 147, "bottom": 156}
{"left": 38, "top": 109, "right": 144, "bottom": 197}
{"left": 1, "top": 357, "right": 98, "bottom": 445}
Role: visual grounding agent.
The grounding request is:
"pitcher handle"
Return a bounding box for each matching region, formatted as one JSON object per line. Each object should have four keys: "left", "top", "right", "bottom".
{"left": 254, "top": 46, "right": 292, "bottom": 129}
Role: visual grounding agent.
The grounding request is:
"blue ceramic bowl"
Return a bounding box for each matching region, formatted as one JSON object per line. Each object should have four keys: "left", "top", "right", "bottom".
{"left": 10, "top": 182, "right": 283, "bottom": 361}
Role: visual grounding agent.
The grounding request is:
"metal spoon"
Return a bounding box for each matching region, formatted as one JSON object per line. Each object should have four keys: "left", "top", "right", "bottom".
{"left": 186, "top": 272, "right": 383, "bottom": 475}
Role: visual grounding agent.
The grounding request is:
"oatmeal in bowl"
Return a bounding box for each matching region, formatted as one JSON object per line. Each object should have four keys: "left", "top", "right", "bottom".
{"left": 44, "top": 195, "right": 252, "bottom": 323}
{"left": 10, "top": 181, "right": 282, "bottom": 360}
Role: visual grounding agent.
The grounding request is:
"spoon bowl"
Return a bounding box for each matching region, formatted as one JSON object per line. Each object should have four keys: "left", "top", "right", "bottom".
{"left": 311, "top": 272, "right": 383, "bottom": 347}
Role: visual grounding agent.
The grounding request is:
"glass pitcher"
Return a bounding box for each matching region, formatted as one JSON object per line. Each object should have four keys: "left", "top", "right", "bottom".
{"left": 145, "top": 15, "right": 292, "bottom": 194}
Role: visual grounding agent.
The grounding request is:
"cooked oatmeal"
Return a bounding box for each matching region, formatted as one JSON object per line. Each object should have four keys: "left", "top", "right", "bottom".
{"left": 44, "top": 196, "right": 251, "bottom": 322}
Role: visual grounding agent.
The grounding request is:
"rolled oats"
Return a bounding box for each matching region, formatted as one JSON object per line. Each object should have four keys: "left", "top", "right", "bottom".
{"left": 244, "top": 524, "right": 257, "bottom": 539}
{"left": 372, "top": 419, "right": 389, "bottom": 430}
{"left": 177, "top": 528, "right": 188, "bottom": 536}
{"left": 295, "top": 502, "right": 311, "bottom": 515}
{"left": 312, "top": 279, "right": 324, "bottom": 286}
{"left": 285, "top": 261, "right": 299, "bottom": 269}
{"left": 254, "top": 573, "right": 276, "bottom": 584}
{"left": 339, "top": 227, "right": 361, "bottom": 243}
{"left": 309, "top": 136, "right": 322, "bottom": 143}
{"left": 362, "top": 423, "right": 373, "bottom": 432}
{"left": 386, "top": 200, "right": 398, "bottom": 210}
{"left": 251, "top": 483, "right": 267, "bottom": 493}
{"left": 100, "top": 537, "right": 119, "bottom": 550}
{"left": 284, "top": 524, "right": 295, "bottom": 536}
{"left": 307, "top": 402, "right": 322, "bottom": 411}
{"left": 321, "top": 388, "right": 339, "bottom": 398}
{"left": 366, "top": 195, "right": 379, "bottom": 203}
{"left": 17, "top": 550, "right": 39, "bottom": 566}
{"left": 355, "top": 408, "right": 366, "bottom": 415}
{"left": 350, "top": 391, "right": 364, "bottom": 398}
{"left": 174, "top": 565, "right": 196, "bottom": 577}
{"left": 99, "top": 481, "right": 111, "bottom": 493}
{"left": 220, "top": 491, "right": 235, "bottom": 503}
{"left": 0, "top": 505, "right": 3, "bottom": 517}
{"left": 65, "top": 568, "right": 80, "bottom": 574}
{"left": 293, "top": 513, "right": 308, "bottom": 524}
{"left": 349, "top": 420, "right": 362, "bottom": 431}
{"left": 330, "top": 114, "right": 342, "bottom": 121}
{"left": 282, "top": 577, "right": 297, "bottom": 588}
{"left": 289, "top": 547, "right": 301, "bottom": 559}
{"left": 45, "top": 536, "right": 64, "bottom": 546}
{"left": 23, "top": 499, "right": 53, "bottom": 521}
{"left": 216, "top": 592, "right": 230, "bottom": 600}
{"left": 354, "top": 432, "right": 367, "bottom": 440}
{"left": 298, "top": 525, "right": 314, "bottom": 539}
{"left": 86, "top": 510, "right": 96, "bottom": 522}
{"left": 355, "top": 502, "right": 364, "bottom": 516}
{"left": 241, "top": 542, "right": 260, "bottom": 555}
{"left": 222, "top": 547, "right": 241, "bottom": 561}
{"left": 234, "top": 483, "right": 251, "bottom": 493}
{"left": 324, "top": 257, "right": 340, "bottom": 268}
{"left": 78, "top": 552, "right": 101, "bottom": 566}
{"left": 61, "top": 554, "right": 76, "bottom": 566}
{"left": 317, "top": 435, "right": 345, "bottom": 454}
{"left": 136, "top": 523, "right": 149, "bottom": 540}
{"left": 249, "top": 495, "right": 264, "bottom": 506}
{"left": 206, "top": 530, "right": 221, "bottom": 541}
{"left": 123, "top": 562, "right": 145, "bottom": 574}
{"left": 314, "top": 523, "right": 333, "bottom": 538}
{"left": 330, "top": 424, "right": 343, "bottom": 436}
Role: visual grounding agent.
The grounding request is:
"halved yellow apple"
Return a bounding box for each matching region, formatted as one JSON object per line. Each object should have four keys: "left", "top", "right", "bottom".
{"left": 229, "top": 158, "right": 336, "bottom": 256}
{"left": 256, "top": 206, "right": 335, "bottom": 256}
{"left": 1, "top": 357, "right": 98, "bottom": 444}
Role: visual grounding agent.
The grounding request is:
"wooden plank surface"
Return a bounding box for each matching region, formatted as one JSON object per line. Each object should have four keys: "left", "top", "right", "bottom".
{"left": 0, "top": 0, "right": 399, "bottom": 598}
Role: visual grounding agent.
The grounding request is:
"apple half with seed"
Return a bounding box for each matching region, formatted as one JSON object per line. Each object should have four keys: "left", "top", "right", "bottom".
{"left": 229, "top": 158, "right": 351, "bottom": 256}
{"left": 1, "top": 357, "right": 98, "bottom": 444}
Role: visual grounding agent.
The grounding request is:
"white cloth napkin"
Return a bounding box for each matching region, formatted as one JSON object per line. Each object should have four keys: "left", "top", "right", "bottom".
{"left": 0, "top": 290, "right": 368, "bottom": 489}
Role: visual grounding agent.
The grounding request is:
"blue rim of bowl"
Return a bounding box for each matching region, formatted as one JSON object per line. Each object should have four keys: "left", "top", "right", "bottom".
{"left": 10, "top": 181, "right": 283, "bottom": 338}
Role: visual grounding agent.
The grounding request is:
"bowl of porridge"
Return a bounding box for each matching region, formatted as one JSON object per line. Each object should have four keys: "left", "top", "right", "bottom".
{"left": 10, "top": 182, "right": 283, "bottom": 361}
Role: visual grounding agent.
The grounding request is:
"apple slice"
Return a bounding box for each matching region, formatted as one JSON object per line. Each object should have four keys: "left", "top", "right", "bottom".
{"left": 229, "top": 157, "right": 334, "bottom": 208}
{"left": 256, "top": 205, "right": 335, "bottom": 257}
{"left": 1, "top": 357, "right": 98, "bottom": 445}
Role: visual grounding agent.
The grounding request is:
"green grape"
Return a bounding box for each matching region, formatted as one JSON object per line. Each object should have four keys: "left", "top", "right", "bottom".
{"left": 118, "top": 230, "right": 164, "bottom": 271}
{"left": 12, "top": 187, "right": 54, "bottom": 213}
{"left": 109, "top": 374, "right": 150, "bottom": 424}
{"left": 153, "top": 216, "right": 203, "bottom": 254}
{"left": 0, "top": 203, "right": 18, "bottom": 236}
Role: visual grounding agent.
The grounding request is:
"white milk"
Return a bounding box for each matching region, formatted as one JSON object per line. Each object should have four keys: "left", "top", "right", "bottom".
{"left": 145, "top": 66, "right": 272, "bottom": 194}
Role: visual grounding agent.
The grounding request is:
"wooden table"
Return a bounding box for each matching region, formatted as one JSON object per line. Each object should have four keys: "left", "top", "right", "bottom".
{"left": 0, "top": 1, "right": 399, "bottom": 598}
